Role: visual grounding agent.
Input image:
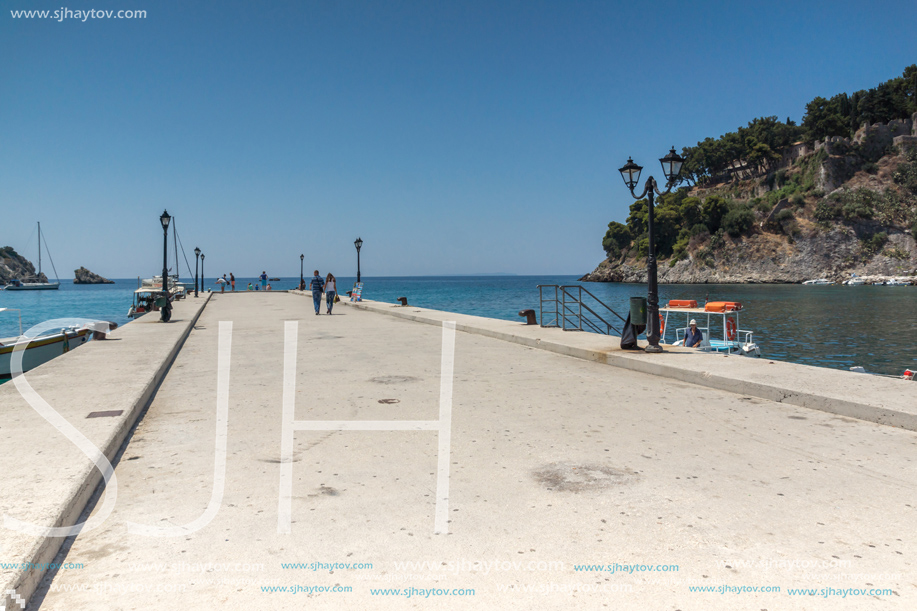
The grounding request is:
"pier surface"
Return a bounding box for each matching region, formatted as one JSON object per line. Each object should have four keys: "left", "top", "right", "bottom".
{"left": 2, "top": 292, "right": 915, "bottom": 609}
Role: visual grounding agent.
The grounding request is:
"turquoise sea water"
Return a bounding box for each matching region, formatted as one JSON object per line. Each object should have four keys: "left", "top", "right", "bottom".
{"left": 2, "top": 276, "right": 915, "bottom": 377}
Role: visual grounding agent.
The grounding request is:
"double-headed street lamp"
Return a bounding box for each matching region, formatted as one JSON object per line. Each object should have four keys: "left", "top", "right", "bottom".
{"left": 159, "top": 210, "right": 172, "bottom": 322}
{"left": 194, "top": 247, "right": 201, "bottom": 297}
{"left": 618, "top": 147, "right": 685, "bottom": 353}
{"left": 300, "top": 254, "right": 305, "bottom": 290}
{"left": 354, "top": 237, "right": 363, "bottom": 283}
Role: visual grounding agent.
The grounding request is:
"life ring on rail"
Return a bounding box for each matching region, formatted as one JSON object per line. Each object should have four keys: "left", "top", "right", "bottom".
{"left": 659, "top": 314, "right": 665, "bottom": 336}
{"left": 726, "top": 318, "right": 737, "bottom": 341}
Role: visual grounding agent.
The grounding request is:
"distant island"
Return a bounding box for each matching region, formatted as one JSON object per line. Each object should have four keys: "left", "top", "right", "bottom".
{"left": 583, "top": 65, "right": 917, "bottom": 284}
{"left": 74, "top": 267, "right": 115, "bottom": 284}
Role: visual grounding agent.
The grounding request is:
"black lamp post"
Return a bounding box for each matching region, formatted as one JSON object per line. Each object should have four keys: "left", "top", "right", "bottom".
{"left": 159, "top": 210, "right": 171, "bottom": 322}
{"left": 354, "top": 237, "right": 363, "bottom": 283}
{"left": 618, "top": 147, "right": 685, "bottom": 353}
{"left": 300, "top": 254, "right": 304, "bottom": 290}
{"left": 194, "top": 247, "right": 201, "bottom": 297}
{"left": 200, "top": 253, "right": 205, "bottom": 293}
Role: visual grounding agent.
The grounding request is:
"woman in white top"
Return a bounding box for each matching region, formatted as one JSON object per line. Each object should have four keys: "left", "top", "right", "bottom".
{"left": 325, "top": 273, "right": 337, "bottom": 314}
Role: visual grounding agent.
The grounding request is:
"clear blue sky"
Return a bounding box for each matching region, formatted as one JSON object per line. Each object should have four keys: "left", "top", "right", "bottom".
{"left": 2, "top": 0, "right": 915, "bottom": 279}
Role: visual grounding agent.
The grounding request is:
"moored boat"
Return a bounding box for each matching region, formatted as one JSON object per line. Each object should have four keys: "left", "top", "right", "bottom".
{"left": 660, "top": 300, "right": 760, "bottom": 357}
{"left": 2, "top": 222, "right": 60, "bottom": 291}
{"left": 0, "top": 309, "right": 90, "bottom": 378}
{"left": 802, "top": 278, "right": 833, "bottom": 285}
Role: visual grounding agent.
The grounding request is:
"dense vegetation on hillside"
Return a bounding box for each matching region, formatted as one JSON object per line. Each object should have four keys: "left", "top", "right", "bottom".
{"left": 602, "top": 146, "right": 917, "bottom": 266}
{"left": 678, "top": 65, "right": 917, "bottom": 186}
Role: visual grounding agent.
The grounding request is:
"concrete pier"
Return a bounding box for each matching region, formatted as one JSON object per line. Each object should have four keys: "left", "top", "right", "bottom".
{"left": 2, "top": 292, "right": 916, "bottom": 609}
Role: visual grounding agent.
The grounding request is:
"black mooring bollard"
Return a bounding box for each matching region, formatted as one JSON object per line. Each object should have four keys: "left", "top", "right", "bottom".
{"left": 518, "top": 309, "right": 537, "bottom": 325}
{"left": 397, "top": 297, "right": 408, "bottom": 306}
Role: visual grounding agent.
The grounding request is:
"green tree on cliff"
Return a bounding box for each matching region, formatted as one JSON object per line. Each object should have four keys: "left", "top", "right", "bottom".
{"left": 602, "top": 222, "right": 632, "bottom": 259}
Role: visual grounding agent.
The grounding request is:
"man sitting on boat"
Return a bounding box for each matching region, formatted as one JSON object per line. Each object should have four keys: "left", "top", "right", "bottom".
{"left": 684, "top": 319, "right": 703, "bottom": 348}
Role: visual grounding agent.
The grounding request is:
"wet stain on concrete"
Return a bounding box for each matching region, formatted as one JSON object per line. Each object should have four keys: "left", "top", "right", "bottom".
{"left": 309, "top": 485, "right": 340, "bottom": 497}
{"left": 260, "top": 456, "right": 302, "bottom": 464}
{"left": 533, "top": 462, "right": 638, "bottom": 492}
{"left": 378, "top": 398, "right": 400, "bottom": 404}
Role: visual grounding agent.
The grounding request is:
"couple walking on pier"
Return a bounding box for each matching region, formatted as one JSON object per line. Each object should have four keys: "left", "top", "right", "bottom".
{"left": 308, "top": 270, "right": 337, "bottom": 315}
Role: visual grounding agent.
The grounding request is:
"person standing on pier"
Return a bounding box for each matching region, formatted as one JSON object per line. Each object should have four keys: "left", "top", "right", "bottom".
{"left": 309, "top": 270, "right": 325, "bottom": 315}
{"left": 260, "top": 271, "right": 268, "bottom": 291}
{"left": 230, "top": 273, "right": 235, "bottom": 292}
{"left": 325, "top": 273, "right": 337, "bottom": 314}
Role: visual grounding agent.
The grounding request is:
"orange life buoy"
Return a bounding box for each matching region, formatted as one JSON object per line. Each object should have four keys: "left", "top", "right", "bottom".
{"left": 659, "top": 314, "right": 665, "bottom": 336}
{"left": 726, "top": 318, "right": 737, "bottom": 340}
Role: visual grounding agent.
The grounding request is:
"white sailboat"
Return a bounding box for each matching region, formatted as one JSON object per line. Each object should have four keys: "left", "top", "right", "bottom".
{"left": 3, "top": 222, "right": 61, "bottom": 290}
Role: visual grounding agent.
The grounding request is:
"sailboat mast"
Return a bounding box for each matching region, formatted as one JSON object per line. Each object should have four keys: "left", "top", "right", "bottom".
{"left": 173, "top": 218, "right": 178, "bottom": 280}
{"left": 38, "top": 221, "right": 42, "bottom": 277}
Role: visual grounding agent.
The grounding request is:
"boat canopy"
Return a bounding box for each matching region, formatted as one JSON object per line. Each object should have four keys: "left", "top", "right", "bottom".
{"left": 660, "top": 306, "right": 729, "bottom": 315}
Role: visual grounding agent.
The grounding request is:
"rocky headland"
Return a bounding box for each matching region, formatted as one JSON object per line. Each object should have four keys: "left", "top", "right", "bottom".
{"left": 0, "top": 247, "right": 48, "bottom": 285}
{"left": 583, "top": 111, "right": 917, "bottom": 284}
{"left": 74, "top": 267, "right": 115, "bottom": 284}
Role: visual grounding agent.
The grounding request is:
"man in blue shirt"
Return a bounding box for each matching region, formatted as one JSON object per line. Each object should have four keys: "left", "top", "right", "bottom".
{"left": 309, "top": 270, "right": 325, "bottom": 315}
{"left": 260, "top": 271, "right": 268, "bottom": 290}
{"left": 684, "top": 319, "right": 703, "bottom": 348}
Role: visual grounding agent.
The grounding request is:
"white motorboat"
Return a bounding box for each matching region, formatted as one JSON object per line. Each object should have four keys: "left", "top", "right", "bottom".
{"left": 2, "top": 222, "right": 60, "bottom": 291}
{"left": 660, "top": 300, "right": 761, "bottom": 357}
{"left": 802, "top": 278, "right": 833, "bottom": 285}
{"left": 885, "top": 279, "right": 910, "bottom": 286}
{"left": 844, "top": 275, "right": 867, "bottom": 286}
{"left": 141, "top": 274, "right": 192, "bottom": 296}
{"left": 0, "top": 309, "right": 90, "bottom": 379}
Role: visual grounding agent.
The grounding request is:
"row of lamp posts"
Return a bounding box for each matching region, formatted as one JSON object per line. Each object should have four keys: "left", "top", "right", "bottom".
{"left": 159, "top": 212, "right": 362, "bottom": 319}
{"left": 159, "top": 147, "right": 679, "bottom": 335}
{"left": 298, "top": 238, "right": 362, "bottom": 290}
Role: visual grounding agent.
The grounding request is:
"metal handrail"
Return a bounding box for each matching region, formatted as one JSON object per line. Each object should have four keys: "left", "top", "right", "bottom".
{"left": 537, "top": 285, "right": 560, "bottom": 328}
{"left": 537, "top": 284, "right": 625, "bottom": 336}
{"left": 561, "top": 286, "right": 622, "bottom": 335}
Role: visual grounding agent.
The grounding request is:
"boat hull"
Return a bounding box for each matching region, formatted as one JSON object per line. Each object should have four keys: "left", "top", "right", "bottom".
{"left": 3, "top": 283, "right": 61, "bottom": 291}
{"left": 0, "top": 329, "right": 90, "bottom": 378}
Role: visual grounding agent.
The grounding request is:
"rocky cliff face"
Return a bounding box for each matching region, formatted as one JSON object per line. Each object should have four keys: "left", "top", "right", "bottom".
{"left": 0, "top": 247, "right": 48, "bottom": 285}
{"left": 581, "top": 227, "right": 917, "bottom": 283}
{"left": 73, "top": 267, "right": 115, "bottom": 284}
{"left": 584, "top": 126, "right": 917, "bottom": 284}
